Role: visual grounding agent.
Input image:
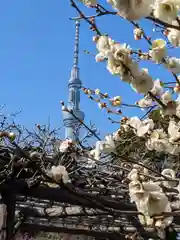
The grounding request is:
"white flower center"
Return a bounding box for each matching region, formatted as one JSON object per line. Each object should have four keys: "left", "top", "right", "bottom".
{"left": 163, "top": 3, "right": 172, "bottom": 12}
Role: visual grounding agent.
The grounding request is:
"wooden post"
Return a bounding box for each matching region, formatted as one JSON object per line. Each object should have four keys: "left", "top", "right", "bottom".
{"left": 1, "top": 187, "right": 16, "bottom": 240}
{"left": 0, "top": 199, "right": 7, "bottom": 240}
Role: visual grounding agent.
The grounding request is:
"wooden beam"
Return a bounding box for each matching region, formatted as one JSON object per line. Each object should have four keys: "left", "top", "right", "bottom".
{"left": 21, "top": 222, "right": 126, "bottom": 240}
{"left": 1, "top": 180, "right": 135, "bottom": 211}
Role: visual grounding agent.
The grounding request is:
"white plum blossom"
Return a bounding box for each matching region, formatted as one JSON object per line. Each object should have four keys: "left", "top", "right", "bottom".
{"left": 103, "top": 135, "right": 116, "bottom": 152}
{"left": 161, "top": 169, "right": 177, "bottom": 188}
{"left": 129, "top": 178, "right": 173, "bottom": 229}
{"left": 166, "top": 143, "right": 180, "bottom": 155}
{"left": 162, "top": 168, "right": 175, "bottom": 178}
{"left": 95, "top": 52, "right": 107, "bottom": 62}
{"left": 127, "top": 60, "right": 140, "bottom": 77}
{"left": 164, "top": 102, "right": 177, "bottom": 116}
{"left": 79, "top": 0, "right": 97, "bottom": 6}
{"left": 121, "top": 61, "right": 140, "bottom": 83}
{"left": 90, "top": 141, "right": 102, "bottom": 160}
{"left": 94, "top": 35, "right": 115, "bottom": 58}
{"left": 133, "top": 28, "right": 143, "bottom": 40}
{"left": 129, "top": 180, "right": 163, "bottom": 205}
{"left": 140, "top": 54, "right": 149, "bottom": 60}
{"left": 106, "top": 0, "right": 124, "bottom": 13}
{"left": 127, "top": 169, "right": 139, "bottom": 182}
{"left": 160, "top": 91, "right": 172, "bottom": 104}
{"left": 146, "top": 128, "right": 180, "bottom": 154}
{"left": 149, "top": 39, "right": 166, "bottom": 63}
{"left": 128, "top": 167, "right": 148, "bottom": 182}
{"left": 150, "top": 79, "right": 163, "bottom": 96}
{"left": 146, "top": 129, "right": 169, "bottom": 152}
{"left": 106, "top": 43, "right": 132, "bottom": 75}
{"left": 90, "top": 130, "right": 123, "bottom": 160}
{"left": 137, "top": 96, "right": 153, "bottom": 108}
{"left": 175, "top": 100, "right": 180, "bottom": 117}
{"left": 160, "top": 92, "right": 177, "bottom": 115}
{"left": 112, "top": 42, "right": 131, "bottom": 55}
{"left": 153, "top": 0, "right": 180, "bottom": 23}
{"left": 165, "top": 57, "right": 180, "bottom": 74}
{"left": 106, "top": 43, "right": 140, "bottom": 82}
{"left": 112, "top": 129, "right": 121, "bottom": 141}
{"left": 168, "top": 120, "right": 180, "bottom": 142}
{"left": 130, "top": 68, "right": 153, "bottom": 94}
{"left": 107, "top": 0, "right": 154, "bottom": 20}
{"left": 95, "top": 37, "right": 141, "bottom": 83}
{"left": 168, "top": 29, "right": 180, "bottom": 47}
{"left": 113, "top": 43, "right": 131, "bottom": 64}
{"left": 151, "top": 129, "right": 168, "bottom": 140}
{"left": 121, "top": 122, "right": 131, "bottom": 132}
{"left": 98, "top": 102, "right": 106, "bottom": 109}
{"left": 127, "top": 116, "right": 142, "bottom": 129}
{"left": 127, "top": 116, "right": 154, "bottom": 137}
{"left": 109, "top": 96, "right": 122, "bottom": 106}
{"left": 107, "top": 52, "right": 125, "bottom": 76}
{"left": 49, "top": 165, "right": 70, "bottom": 184}
{"left": 59, "top": 139, "right": 73, "bottom": 153}
{"left": 167, "top": 21, "right": 180, "bottom": 47}
{"left": 176, "top": 182, "right": 180, "bottom": 200}
{"left": 174, "top": 84, "right": 180, "bottom": 94}
{"left": 90, "top": 135, "right": 116, "bottom": 160}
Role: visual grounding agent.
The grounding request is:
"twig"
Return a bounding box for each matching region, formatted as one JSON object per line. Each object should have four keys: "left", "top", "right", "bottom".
{"left": 68, "top": 109, "right": 101, "bottom": 140}
{"left": 70, "top": 0, "right": 101, "bottom": 35}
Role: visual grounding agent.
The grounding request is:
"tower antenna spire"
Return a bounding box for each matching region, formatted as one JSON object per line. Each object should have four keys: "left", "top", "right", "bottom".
{"left": 62, "top": 21, "right": 85, "bottom": 140}
{"left": 73, "top": 21, "right": 80, "bottom": 68}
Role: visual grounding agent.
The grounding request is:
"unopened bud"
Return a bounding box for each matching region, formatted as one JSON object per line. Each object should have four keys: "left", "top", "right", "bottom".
{"left": 122, "top": 117, "right": 128, "bottom": 121}
{"left": 163, "top": 29, "right": 169, "bottom": 36}
{"left": 92, "top": 36, "right": 99, "bottom": 42}
{"left": 174, "top": 86, "right": 180, "bottom": 93}
{"left": 36, "top": 124, "right": 41, "bottom": 129}
{"left": 7, "top": 132, "right": 16, "bottom": 141}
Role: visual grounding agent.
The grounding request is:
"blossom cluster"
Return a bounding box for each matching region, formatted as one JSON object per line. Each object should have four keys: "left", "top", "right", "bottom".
{"left": 128, "top": 166, "right": 174, "bottom": 238}
{"left": 80, "top": 0, "right": 180, "bottom": 25}
{"left": 90, "top": 130, "right": 120, "bottom": 160}
{"left": 93, "top": 35, "right": 180, "bottom": 94}
{"left": 125, "top": 116, "right": 180, "bottom": 154}
{"left": 90, "top": 114, "right": 180, "bottom": 158}
{"left": 46, "top": 140, "right": 73, "bottom": 185}
{"left": 73, "top": 0, "right": 180, "bottom": 234}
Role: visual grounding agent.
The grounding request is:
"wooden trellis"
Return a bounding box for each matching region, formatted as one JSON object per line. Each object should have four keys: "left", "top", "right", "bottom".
{"left": 0, "top": 136, "right": 178, "bottom": 240}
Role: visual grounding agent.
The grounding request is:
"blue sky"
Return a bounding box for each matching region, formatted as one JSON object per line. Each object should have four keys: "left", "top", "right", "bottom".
{"left": 0, "top": 1, "right": 177, "bottom": 138}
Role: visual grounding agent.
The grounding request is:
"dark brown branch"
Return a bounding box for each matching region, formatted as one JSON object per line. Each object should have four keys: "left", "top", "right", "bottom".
{"left": 70, "top": 0, "right": 101, "bottom": 35}
{"left": 147, "top": 16, "right": 180, "bottom": 31}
